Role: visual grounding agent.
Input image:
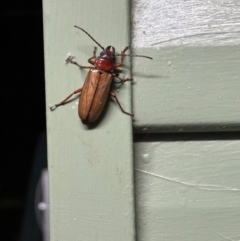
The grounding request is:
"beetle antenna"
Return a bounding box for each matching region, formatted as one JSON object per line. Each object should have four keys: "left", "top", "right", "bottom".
{"left": 74, "top": 25, "right": 105, "bottom": 50}
{"left": 115, "top": 53, "right": 153, "bottom": 60}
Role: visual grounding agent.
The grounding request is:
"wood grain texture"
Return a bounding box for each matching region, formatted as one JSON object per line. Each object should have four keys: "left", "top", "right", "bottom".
{"left": 135, "top": 139, "right": 240, "bottom": 241}
{"left": 43, "top": 1, "right": 135, "bottom": 241}
{"left": 132, "top": 0, "right": 240, "bottom": 47}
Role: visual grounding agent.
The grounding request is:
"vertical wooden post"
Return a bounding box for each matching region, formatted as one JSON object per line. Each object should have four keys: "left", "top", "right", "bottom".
{"left": 43, "top": 1, "right": 135, "bottom": 240}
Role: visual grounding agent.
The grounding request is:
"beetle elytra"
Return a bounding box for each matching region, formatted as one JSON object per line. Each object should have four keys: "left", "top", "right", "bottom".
{"left": 50, "top": 26, "right": 152, "bottom": 125}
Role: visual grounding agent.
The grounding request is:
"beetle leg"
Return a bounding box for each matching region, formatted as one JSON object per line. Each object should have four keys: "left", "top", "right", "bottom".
{"left": 113, "top": 46, "right": 130, "bottom": 68}
{"left": 50, "top": 88, "right": 82, "bottom": 110}
{"left": 112, "top": 73, "right": 133, "bottom": 83}
{"left": 109, "top": 91, "right": 134, "bottom": 117}
{"left": 88, "top": 46, "right": 97, "bottom": 65}
{"left": 120, "top": 46, "right": 130, "bottom": 61}
{"left": 66, "top": 56, "right": 93, "bottom": 69}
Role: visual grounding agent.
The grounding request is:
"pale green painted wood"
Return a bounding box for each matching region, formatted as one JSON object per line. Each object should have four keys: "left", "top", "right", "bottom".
{"left": 131, "top": 0, "right": 240, "bottom": 132}
{"left": 43, "top": 1, "right": 135, "bottom": 241}
{"left": 132, "top": 46, "right": 240, "bottom": 132}
{"left": 135, "top": 139, "right": 240, "bottom": 241}
{"left": 131, "top": 1, "right": 240, "bottom": 241}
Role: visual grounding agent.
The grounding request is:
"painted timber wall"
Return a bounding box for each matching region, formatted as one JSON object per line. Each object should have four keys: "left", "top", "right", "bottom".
{"left": 43, "top": 0, "right": 240, "bottom": 240}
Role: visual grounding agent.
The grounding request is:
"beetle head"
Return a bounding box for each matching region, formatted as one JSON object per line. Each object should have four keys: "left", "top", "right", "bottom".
{"left": 100, "top": 46, "right": 115, "bottom": 61}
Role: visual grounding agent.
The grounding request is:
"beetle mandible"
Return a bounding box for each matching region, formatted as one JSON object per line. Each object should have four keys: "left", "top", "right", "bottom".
{"left": 50, "top": 25, "right": 152, "bottom": 125}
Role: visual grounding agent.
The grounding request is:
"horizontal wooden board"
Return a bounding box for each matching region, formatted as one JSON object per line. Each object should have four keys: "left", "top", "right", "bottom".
{"left": 134, "top": 137, "right": 240, "bottom": 241}
{"left": 132, "top": 46, "right": 240, "bottom": 132}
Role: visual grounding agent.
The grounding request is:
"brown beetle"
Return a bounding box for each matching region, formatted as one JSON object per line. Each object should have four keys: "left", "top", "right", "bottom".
{"left": 50, "top": 26, "right": 152, "bottom": 124}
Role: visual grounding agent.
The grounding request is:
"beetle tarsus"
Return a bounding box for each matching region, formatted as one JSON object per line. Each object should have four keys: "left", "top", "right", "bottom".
{"left": 121, "top": 46, "right": 130, "bottom": 55}
{"left": 67, "top": 56, "right": 94, "bottom": 70}
{"left": 66, "top": 56, "right": 83, "bottom": 68}
{"left": 50, "top": 105, "right": 57, "bottom": 111}
{"left": 50, "top": 103, "right": 64, "bottom": 110}
{"left": 121, "top": 78, "right": 133, "bottom": 83}
{"left": 65, "top": 56, "right": 74, "bottom": 63}
{"left": 114, "top": 75, "right": 133, "bottom": 84}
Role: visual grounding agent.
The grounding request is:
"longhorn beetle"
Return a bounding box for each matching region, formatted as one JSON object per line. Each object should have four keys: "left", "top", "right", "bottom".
{"left": 50, "top": 25, "right": 152, "bottom": 125}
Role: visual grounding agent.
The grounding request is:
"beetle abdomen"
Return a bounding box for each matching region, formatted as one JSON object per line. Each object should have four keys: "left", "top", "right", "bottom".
{"left": 79, "top": 70, "right": 112, "bottom": 124}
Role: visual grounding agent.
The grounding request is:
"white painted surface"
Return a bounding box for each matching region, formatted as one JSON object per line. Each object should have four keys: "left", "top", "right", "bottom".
{"left": 132, "top": 0, "right": 240, "bottom": 47}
